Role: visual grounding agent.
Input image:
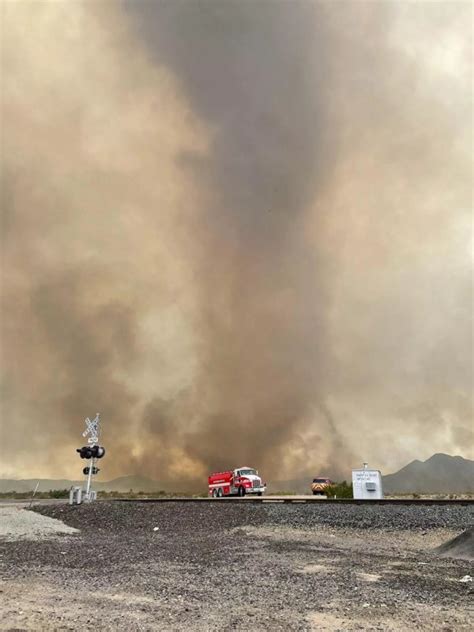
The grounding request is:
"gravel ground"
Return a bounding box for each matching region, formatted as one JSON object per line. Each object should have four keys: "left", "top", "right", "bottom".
{"left": 0, "top": 506, "right": 79, "bottom": 540}
{"left": 0, "top": 501, "right": 472, "bottom": 631}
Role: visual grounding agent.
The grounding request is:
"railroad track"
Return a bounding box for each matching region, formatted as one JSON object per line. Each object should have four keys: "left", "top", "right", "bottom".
{"left": 112, "top": 496, "right": 474, "bottom": 505}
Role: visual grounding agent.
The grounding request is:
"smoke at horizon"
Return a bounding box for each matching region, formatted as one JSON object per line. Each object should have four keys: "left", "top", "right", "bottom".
{"left": 1, "top": 1, "right": 472, "bottom": 482}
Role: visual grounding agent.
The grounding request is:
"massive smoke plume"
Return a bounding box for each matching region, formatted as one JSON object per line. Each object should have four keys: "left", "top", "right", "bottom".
{"left": 1, "top": 1, "right": 471, "bottom": 484}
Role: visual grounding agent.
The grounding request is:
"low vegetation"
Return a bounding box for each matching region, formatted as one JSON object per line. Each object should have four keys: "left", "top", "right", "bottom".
{"left": 0, "top": 490, "right": 207, "bottom": 500}
{"left": 324, "top": 481, "right": 354, "bottom": 499}
{"left": 0, "top": 490, "right": 70, "bottom": 499}
{"left": 97, "top": 490, "right": 208, "bottom": 499}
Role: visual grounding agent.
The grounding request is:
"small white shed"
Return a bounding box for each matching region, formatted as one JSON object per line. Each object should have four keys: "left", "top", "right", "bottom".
{"left": 352, "top": 463, "right": 384, "bottom": 499}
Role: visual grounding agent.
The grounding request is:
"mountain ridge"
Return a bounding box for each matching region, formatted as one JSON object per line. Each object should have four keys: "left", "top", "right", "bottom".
{"left": 382, "top": 453, "right": 473, "bottom": 493}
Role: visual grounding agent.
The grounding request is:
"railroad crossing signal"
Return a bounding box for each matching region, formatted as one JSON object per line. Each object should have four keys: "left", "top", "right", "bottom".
{"left": 71, "top": 413, "right": 105, "bottom": 505}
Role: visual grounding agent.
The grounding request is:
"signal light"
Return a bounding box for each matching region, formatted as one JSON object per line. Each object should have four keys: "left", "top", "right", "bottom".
{"left": 83, "top": 466, "right": 100, "bottom": 475}
{"left": 91, "top": 445, "right": 105, "bottom": 459}
{"left": 76, "top": 445, "right": 105, "bottom": 459}
{"left": 76, "top": 446, "right": 93, "bottom": 459}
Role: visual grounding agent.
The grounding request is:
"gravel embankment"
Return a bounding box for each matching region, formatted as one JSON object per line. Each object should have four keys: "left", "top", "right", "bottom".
{"left": 33, "top": 500, "right": 474, "bottom": 533}
{"left": 0, "top": 501, "right": 472, "bottom": 631}
{"left": 264, "top": 502, "right": 473, "bottom": 530}
{"left": 0, "top": 505, "right": 79, "bottom": 540}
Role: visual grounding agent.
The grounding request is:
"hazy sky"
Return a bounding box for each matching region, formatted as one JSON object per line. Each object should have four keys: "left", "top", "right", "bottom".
{"left": 1, "top": 0, "right": 472, "bottom": 483}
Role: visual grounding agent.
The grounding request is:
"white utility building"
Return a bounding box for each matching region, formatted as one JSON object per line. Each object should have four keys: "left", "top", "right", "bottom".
{"left": 352, "top": 462, "right": 384, "bottom": 499}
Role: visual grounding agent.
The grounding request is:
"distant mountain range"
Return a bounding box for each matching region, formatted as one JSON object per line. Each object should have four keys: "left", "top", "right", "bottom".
{"left": 382, "top": 453, "right": 473, "bottom": 494}
{"left": 1, "top": 453, "right": 472, "bottom": 494}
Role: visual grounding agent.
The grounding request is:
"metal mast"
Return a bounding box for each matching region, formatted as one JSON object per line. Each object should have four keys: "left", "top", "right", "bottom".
{"left": 82, "top": 413, "right": 100, "bottom": 501}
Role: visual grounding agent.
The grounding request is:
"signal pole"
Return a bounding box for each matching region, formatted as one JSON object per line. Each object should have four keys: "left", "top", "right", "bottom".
{"left": 86, "top": 455, "right": 95, "bottom": 499}
{"left": 83, "top": 413, "right": 100, "bottom": 500}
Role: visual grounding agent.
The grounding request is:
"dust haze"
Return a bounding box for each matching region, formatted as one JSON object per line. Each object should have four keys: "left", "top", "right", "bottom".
{"left": 1, "top": 1, "right": 472, "bottom": 485}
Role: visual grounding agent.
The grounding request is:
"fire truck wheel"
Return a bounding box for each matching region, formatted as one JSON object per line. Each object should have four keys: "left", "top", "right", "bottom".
{"left": 217, "top": 488, "right": 223, "bottom": 497}
{"left": 238, "top": 486, "right": 246, "bottom": 497}
{"left": 212, "top": 489, "right": 218, "bottom": 498}
{"left": 257, "top": 492, "right": 262, "bottom": 496}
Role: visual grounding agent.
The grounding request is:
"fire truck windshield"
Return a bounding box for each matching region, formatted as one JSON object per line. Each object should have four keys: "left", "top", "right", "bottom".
{"left": 239, "top": 469, "right": 257, "bottom": 476}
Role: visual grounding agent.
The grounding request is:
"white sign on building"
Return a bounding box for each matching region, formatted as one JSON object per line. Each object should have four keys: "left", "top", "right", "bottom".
{"left": 352, "top": 463, "right": 384, "bottom": 499}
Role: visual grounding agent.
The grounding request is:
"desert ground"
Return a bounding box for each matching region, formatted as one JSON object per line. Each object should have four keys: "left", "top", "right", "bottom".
{"left": 0, "top": 501, "right": 472, "bottom": 631}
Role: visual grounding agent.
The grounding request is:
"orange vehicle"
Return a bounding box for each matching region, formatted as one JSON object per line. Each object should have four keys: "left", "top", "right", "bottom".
{"left": 311, "top": 477, "right": 333, "bottom": 495}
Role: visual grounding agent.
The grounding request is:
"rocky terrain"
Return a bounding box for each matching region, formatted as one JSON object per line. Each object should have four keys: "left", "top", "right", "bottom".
{"left": 0, "top": 501, "right": 472, "bottom": 630}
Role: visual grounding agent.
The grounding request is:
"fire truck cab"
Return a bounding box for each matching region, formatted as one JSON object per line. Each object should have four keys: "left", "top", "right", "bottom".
{"left": 208, "top": 467, "right": 266, "bottom": 497}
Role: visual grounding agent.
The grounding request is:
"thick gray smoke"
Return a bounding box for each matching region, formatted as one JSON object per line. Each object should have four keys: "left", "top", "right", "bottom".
{"left": 1, "top": 1, "right": 471, "bottom": 484}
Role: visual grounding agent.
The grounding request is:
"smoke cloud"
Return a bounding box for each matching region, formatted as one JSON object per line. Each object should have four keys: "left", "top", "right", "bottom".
{"left": 1, "top": 1, "right": 471, "bottom": 484}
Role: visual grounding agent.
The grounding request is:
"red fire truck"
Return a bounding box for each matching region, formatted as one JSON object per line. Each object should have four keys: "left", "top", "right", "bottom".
{"left": 208, "top": 466, "right": 266, "bottom": 497}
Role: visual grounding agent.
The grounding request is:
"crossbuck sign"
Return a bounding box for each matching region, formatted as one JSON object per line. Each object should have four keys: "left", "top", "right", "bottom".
{"left": 83, "top": 413, "right": 100, "bottom": 444}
